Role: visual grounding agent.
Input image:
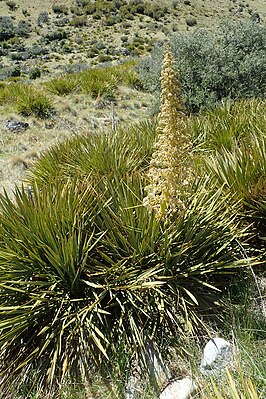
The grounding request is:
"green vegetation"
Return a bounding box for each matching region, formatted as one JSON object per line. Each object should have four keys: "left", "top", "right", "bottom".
{"left": 45, "top": 62, "right": 142, "bottom": 98}
{"left": 0, "top": 5, "right": 265, "bottom": 397}
{"left": 139, "top": 21, "right": 266, "bottom": 112}
{"left": 0, "top": 95, "right": 265, "bottom": 396}
{"left": 190, "top": 99, "right": 266, "bottom": 151}
{"left": 46, "top": 73, "right": 80, "bottom": 95}
{"left": 0, "top": 82, "right": 54, "bottom": 118}
{"left": 28, "top": 120, "right": 157, "bottom": 185}
{"left": 0, "top": 137, "right": 256, "bottom": 396}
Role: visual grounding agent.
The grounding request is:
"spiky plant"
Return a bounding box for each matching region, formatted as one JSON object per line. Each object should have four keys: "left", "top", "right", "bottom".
{"left": 204, "top": 134, "right": 266, "bottom": 203}
{"left": 45, "top": 74, "right": 80, "bottom": 96}
{"left": 191, "top": 99, "right": 266, "bottom": 151}
{"left": 0, "top": 170, "right": 254, "bottom": 396}
{"left": 143, "top": 45, "right": 192, "bottom": 218}
{"left": 27, "top": 120, "right": 157, "bottom": 187}
{"left": 0, "top": 82, "right": 54, "bottom": 118}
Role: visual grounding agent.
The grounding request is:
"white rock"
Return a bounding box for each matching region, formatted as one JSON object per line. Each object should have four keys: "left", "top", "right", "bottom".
{"left": 159, "top": 377, "right": 197, "bottom": 399}
{"left": 200, "top": 337, "right": 232, "bottom": 375}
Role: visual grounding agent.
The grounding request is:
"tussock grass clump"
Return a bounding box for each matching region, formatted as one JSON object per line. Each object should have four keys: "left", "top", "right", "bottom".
{"left": 191, "top": 99, "right": 266, "bottom": 151}
{"left": 45, "top": 74, "right": 80, "bottom": 95}
{"left": 27, "top": 119, "right": 157, "bottom": 186}
{"left": 72, "top": 62, "right": 142, "bottom": 99}
{"left": 0, "top": 82, "right": 54, "bottom": 118}
{"left": 79, "top": 67, "right": 119, "bottom": 99}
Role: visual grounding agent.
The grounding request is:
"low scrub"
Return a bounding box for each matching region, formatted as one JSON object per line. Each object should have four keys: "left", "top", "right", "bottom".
{"left": 45, "top": 74, "right": 80, "bottom": 95}
{"left": 0, "top": 82, "right": 54, "bottom": 118}
{"left": 139, "top": 21, "right": 266, "bottom": 112}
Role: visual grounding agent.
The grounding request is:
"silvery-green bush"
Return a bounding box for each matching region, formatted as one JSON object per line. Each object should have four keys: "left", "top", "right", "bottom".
{"left": 139, "top": 21, "right": 266, "bottom": 112}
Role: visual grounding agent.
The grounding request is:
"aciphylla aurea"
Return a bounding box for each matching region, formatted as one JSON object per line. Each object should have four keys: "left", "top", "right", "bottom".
{"left": 143, "top": 45, "right": 192, "bottom": 218}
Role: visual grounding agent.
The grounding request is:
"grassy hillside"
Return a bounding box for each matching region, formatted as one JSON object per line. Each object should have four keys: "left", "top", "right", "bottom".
{"left": 0, "top": 62, "right": 153, "bottom": 196}
{"left": 0, "top": 0, "right": 265, "bottom": 78}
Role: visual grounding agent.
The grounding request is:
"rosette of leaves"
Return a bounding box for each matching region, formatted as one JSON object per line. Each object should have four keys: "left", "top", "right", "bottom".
{"left": 0, "top": 171, "right": 253, "bottom": 395}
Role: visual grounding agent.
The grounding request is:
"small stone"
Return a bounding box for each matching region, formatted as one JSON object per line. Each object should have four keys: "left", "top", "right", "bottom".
{"left": 200, "top": 337, "right": 232, "bottom": 375}
{"left": 159, "top": 377, "right": 197, "bottom": 399}
{"left": 5, "top": 120, "right": 29, "bottom": 132}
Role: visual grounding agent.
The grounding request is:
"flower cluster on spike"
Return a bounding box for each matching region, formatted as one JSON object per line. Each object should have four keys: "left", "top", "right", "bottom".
{"left": 143, "top": 45, "right": 192, "bottom": 218}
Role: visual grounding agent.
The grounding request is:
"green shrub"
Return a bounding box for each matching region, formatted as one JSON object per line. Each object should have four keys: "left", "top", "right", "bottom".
{"left": 79, "top": 67, "right": 119, "bottom": 99}
{"left": 104, "top": 15, "right": 121, "bottom": 26}
{"left": 70, "top": 5, "right": 84, "bottom": 15}
{"left": 29, "top": 67, "right": 41, "bottom": 80}
{"left": 97, "top": 54, "right": 112, "bottom": 62}
{"left": 185, "top": 16, "right": 197, "bottom": 27}
{"left": 46, "top": 74, "right": 80, "bottom": 95}
{"left": 131, "top": 0, "right": 145, "bottom": 14}
{"left": 0, "top": 83, "right": 8, "bottom": 104}
{"left": 16, "top": 20, "right": 32, "bottom": 37}
{"left": 45, "top": 30, "right": 68, "bottom": 43}
{"left": 6, "top": 0, "right": 17, "bottom": 11}
{"left": 92, "top": 11, "right": 102, "bottom": 20}
{"left": 54, "top": 17, "right": 70, "bottom": 27}
{"left": 139, "top": 21, "right": 266, "bottom": 112}
{"left": 70, "top": 15, "right": 87, "bottom": 26}
{"left": 52, "top": 4, "right": 68, "bottom": 14}
{"left": 0, "top": 16, "right": 15, "bottom": 41}
{"left": 172, "top": 0, "right": 179, "bottom": 8}
{"left": 76, "top": 0, "right": 90, "bottom": 6}
{"left": 143, "top": 4, "right": 166, "bottom": 20}
{"left": 37, "top": 11, "right": 49, "bottom": 25}
{"left": 84, "top": 3, "right": 96, "bottom": 14}
{"left": 10, "top": 65, "right": 21, "bottom": 77}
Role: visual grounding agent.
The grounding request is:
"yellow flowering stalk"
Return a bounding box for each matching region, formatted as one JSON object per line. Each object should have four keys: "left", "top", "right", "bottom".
{"left": 143, "top": 45, "right": 192, "bottom": 218}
